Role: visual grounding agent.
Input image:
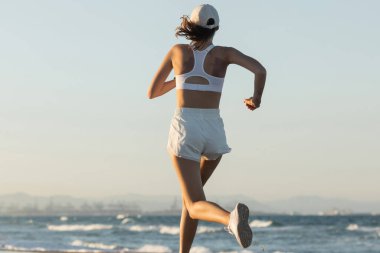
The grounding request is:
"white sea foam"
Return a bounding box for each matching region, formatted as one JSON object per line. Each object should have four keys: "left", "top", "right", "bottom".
{"left": 129, "top": 225, "right": 157, "bottom": 232}
{"left": 159, "top": 225, "right": 180, "bottom": 235}
{"left": 346, "top": 224, "right": 380, "bottom": 235}
{"left": 250, "top": 219, "right": 273, "bottom": 228}
{"left": 2, "top": 244, "right": 47, "bottom": 252}
{"left": 358, "top": 226, "right": 380, "bottom": 233}
{"left": 197, "top": 226, "right": 222, "bottom": 234}
{"left": 47, "top": 224, "right": 113, "bottom": 231}
{"left": 190, "top": 246, "right": 212, "bottom": 253}
{"left": 128, "top": 224, "right": 220, "bottom": 235}
{"left": 218, "top": 250, "right": 255, "bottom": 253}
{"left": 27, "top": 219, "right": 34, "bottom": 224}
{"left": 32, "top": 247, "right": 47, "bottom": 251}
{"left": 136, "top": 244, "right": 172, "bottom": 253}
{"left": 64, "top": 249, "right": 102, "bottom": 252}
{"left": 346, "top": 224, "right": 359, "bottom": 231}
{"left": 71, "top": 240, "right": 117, "bottom": 250}
{"left": 116, "top": 214, "right": 128, "bottom": 220}
{"left": 357, "top": 226, "right": 379, "bottom": 233}
{"left": 60, "top": 216, "right": 68, "bottom": 221}
{"left": 3, "top": 244, "right": 28, "bottom": 251}
{"left": 121, "top": 218, "right": 131, "bottom": 224}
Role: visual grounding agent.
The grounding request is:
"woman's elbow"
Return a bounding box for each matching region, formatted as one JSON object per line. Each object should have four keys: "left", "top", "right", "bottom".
{"left": 258, "top": 66, "right": 267, "bottom": 76}
{"left": 147, "top": 90, "right": 155, "bottom": 99}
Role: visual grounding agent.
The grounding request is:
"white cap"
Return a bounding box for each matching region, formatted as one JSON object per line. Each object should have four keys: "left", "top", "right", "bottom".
{"left": 190, "top": 4, "right": 219, "bottom": 29}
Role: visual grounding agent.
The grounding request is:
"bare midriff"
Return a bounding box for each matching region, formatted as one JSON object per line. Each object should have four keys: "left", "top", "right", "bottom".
{"left": 176, "top": 89, "right": 221, "bottom": 109}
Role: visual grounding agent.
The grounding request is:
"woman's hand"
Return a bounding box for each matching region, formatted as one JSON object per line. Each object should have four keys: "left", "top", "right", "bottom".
{"left": 243, "top": 96, "right": 261, "bottom": 111}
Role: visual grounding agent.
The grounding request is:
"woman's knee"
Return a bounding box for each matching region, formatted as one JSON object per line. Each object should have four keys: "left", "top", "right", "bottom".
{"left": 184, "top": 199, "right": 204, "bottom": 219}
{"left": 186, "top": 201, "right": 197, "bottom": 219}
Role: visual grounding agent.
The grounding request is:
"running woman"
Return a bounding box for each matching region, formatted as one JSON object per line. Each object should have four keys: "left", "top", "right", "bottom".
{"left": 148, "top": 4, "right": 266, "bottom": 252}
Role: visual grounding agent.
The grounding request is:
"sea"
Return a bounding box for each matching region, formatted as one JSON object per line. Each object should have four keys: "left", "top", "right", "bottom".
{"left": 0, "top": 214, "right": 379, "bottom": 253}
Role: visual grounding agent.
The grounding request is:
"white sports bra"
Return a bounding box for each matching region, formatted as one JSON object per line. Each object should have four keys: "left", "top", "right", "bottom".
{"left": 175, "top": 44, "right": 225, "bottom": 93}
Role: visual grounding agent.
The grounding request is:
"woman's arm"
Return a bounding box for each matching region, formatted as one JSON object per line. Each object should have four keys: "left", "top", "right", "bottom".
{"left": 226, "top": 47, "right": 267, "bottom": 110}
{"left": 147, "top": 47, "right": 176, "bottom": 99}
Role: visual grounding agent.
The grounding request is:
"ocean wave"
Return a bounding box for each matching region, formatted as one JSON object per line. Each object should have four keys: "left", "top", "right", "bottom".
{"left": 159, "top": 225, "right": 180, "bottom": 235}
{"left": 1, "top": 244, "right": 29, "bottom": 251}
{"left": 129, "top": 225, "right": 157, "bottom": 232}
{"left": 135, "top": 244, "right": 172, "bottom": 253}
{"left": 1, "top": 244, "right": 47, "bottom": 252}
{"left": 47, "top": 224, "right": 113, "bottom": 231}
{"left": 250, "top": 219, "right": 273, "bottom": 228}
{"left": 60, "top": 216, "right": 68, "bottom": 221}
{"left": 218, "top": 250, "right": 255, "bottom": 253}
{"left": 360, "top": 227, "right": 380, "bottom": 232}
{"left": 128, "top": 225, "right": 183, "bottom": 235}
{"left": 121, "top": 218, "right": 131, "bottom": 224}
{"left": 71, "top": 240, "right": 118, "bottom": 250}
{"left": 190, "top": 246, "right": 212, "bottom": 253}
{"left": 33, "top": 248, "right": 48, "bottom": 252}
{"left": 346, "top": 224, "right": 380, "bottom": 235}
{"left": 0, "top": 244, "right": 128, "bottom": 253}
{"left": 64, "top": 249, "right": 105, "bottom": 252}
{"left": 197, "top": 226, "right": 222, "bottom": 234}
{"left": 346, "top": 223, "right": 359, "bottom": 231}
{"left": 127, "top": 224, "right": 221, "bottom": 235}
{"left": 116, "top": 214, "right": 128, "bottom": 220}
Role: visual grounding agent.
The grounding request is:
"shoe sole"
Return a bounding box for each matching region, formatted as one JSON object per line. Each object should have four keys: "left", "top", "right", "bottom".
{"left": 236, "top": 203, "right": 253, "bottom": 248}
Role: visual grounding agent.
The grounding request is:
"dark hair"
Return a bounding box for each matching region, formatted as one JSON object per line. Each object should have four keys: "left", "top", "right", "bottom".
{"left": 175, "top": 15, "right": 219, "bottom": 50}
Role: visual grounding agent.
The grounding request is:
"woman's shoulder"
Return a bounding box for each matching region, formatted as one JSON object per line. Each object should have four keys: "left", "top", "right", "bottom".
{"left": 214, "top": 45, "right": 237, "bottom": 52}
{"left": 169, "top": 44, "right": 239, "bottom": 60}
{"left": 213, "top": 46, "right": 244, "bottom": 62}
{"left": 170, "top": 44, "right": 236, "bottom": 52}
{"left": 171, "top": 43, "right": 190, "bottom": 51}
{"left": 211, "top": 45, "right": 239, "bottom": 61}
{"left": 167, "top": 44, "right": 191, "bottom": 55}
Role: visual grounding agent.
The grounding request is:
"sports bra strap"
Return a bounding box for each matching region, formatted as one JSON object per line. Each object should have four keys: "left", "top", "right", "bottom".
{"left": 175, "top": 44, "right": 225, "bottom": 93}
{"left": 196, "top": 44, "right": 214, "bottom": 52}
{"left": 192, "top": 44, "right": 215, "bottom": 74}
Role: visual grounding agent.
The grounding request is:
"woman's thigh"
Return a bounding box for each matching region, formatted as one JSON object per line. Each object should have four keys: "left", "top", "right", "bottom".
{"left": 200, "top": 155, "right": 222, "bottom": 185}
{"left": 171, "top": 155, "right": 206, "bottom": 206}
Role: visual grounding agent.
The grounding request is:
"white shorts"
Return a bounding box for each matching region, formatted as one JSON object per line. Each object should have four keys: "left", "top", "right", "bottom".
{"left": 167, "top": 108, "right": 231, "bottom": 162}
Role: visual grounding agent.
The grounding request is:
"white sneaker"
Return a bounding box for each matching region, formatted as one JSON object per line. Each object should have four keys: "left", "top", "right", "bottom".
{"left": 225, "top": 203, "right": 252, "bottom": 248}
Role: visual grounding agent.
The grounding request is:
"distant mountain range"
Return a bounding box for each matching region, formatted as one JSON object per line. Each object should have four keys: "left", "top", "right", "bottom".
{"left": 0, "top": 192, "right": 379, "bottom": 215}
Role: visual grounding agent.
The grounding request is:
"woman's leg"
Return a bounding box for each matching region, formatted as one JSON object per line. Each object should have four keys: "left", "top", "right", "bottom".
{"left": 171, "top": 154, "right": 230, "bottom": 224}
{"left": 179, "top": 156, "right": 222, "bottom": 253}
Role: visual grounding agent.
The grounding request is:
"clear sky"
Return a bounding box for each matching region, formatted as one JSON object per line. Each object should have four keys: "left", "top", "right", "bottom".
{"left": 1, "top": 0, "right": 379, "bottom": 202}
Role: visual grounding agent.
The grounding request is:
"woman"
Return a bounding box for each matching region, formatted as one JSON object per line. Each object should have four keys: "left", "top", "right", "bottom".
{"left": 147, "top": 4, "right": 266, "bottom": 252}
